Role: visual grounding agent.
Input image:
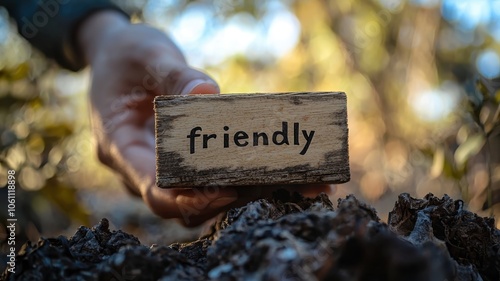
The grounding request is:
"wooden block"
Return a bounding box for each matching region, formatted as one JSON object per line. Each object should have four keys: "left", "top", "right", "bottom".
{"left": 155, "top": 92, "right": 349, "bottom": 188}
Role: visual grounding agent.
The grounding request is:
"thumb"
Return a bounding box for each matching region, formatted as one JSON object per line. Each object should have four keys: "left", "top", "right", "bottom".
{"left": 156, "top": 63, "right": 220, "bottom": 96}
{"left": 181, "top": 77, "right": 220, "bottom": 95}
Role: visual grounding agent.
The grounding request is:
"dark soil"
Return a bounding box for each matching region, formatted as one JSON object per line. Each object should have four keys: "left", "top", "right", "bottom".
{"left": 2, "top": 191, "right": 500, "bottom": 281}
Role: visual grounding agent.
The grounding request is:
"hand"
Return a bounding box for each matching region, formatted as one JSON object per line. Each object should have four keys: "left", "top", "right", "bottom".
{"left": 78, "top": 11, "right": 332, "bottom": 226}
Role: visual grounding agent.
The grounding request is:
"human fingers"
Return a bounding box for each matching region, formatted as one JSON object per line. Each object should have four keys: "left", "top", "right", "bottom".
{"left": 107, "top": 118, "right": 241, "bottom": 226}
{"left": 147, "top": 57, "right": 220, "bottom": 96}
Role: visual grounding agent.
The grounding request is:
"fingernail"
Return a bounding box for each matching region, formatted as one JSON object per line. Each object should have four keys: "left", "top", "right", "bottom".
{"left": 180, "top": 79, "right": 219, "bottom": 96}
{"left": 208, "top": 196, "right": 238, "bottom": 209}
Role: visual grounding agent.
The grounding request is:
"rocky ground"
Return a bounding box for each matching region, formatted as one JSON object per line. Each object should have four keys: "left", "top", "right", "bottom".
{"left": 2, "top": 191, "right": 500, "bottom": 281}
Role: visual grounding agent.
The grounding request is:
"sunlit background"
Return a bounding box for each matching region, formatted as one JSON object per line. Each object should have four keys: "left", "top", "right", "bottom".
{"left": 0, "top": 0, "right": 499, "bottom": 251}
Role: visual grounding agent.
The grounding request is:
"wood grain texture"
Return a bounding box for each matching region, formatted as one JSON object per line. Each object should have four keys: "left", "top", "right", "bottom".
{"left": 155, "top": 92, "right": 349, "bottom": 188}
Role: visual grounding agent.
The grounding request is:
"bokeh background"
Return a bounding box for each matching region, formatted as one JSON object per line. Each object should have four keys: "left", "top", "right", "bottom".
{"left": 1, "top": 0, "right": 499, "bottom": 251}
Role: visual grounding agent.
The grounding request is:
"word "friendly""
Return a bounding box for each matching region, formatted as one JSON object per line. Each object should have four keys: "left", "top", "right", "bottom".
{"left": 187, "top": 122, "right": 315, "bottom": 155}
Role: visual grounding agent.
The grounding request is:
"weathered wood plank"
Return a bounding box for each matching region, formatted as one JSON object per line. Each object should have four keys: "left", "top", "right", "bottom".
{"left": 155, "top": 92, "right": 349, "bottom": 188}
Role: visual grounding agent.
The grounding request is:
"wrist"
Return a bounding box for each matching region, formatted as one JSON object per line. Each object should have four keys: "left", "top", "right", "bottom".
{"left": 77, "top": 10, "right": 130, "bottom": 64}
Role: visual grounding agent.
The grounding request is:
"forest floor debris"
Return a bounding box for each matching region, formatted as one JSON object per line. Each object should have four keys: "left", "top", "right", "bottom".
{"left": 3, "top": 191, "right": 499, "bottom": 281}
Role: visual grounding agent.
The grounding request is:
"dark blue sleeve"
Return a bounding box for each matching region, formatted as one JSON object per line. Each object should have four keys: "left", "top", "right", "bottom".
{"left": 0, "top": 0, "right": 129, "bottom": 71}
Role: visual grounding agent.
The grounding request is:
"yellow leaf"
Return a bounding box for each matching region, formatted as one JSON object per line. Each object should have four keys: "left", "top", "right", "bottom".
{"left": 430, "top": 147, "right": 444, "bottom": 178}
{"left": 454, "top": 134, "right": 485, "bottom": 169}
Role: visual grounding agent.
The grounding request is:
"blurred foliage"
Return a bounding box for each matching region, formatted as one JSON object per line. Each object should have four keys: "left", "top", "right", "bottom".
{"left": 0, "top": 21, "right": 90, "bottom": 248}
{"left": 0, "top": 0, "right": 500, "bottom": 245}
{"left": 467, "top": 77, "right": 500, "bottom": 210}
